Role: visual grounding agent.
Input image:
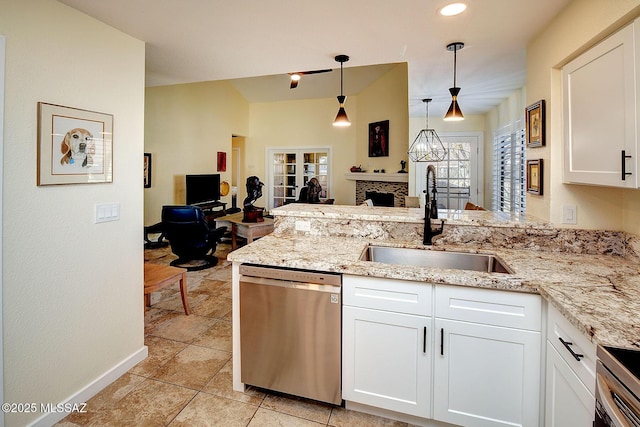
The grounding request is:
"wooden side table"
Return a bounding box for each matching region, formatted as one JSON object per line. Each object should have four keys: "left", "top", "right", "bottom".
{"left": 214, "top": 212, "right": 274, "bottom": 250}
{"left": 144, "top": 263, "right": 190, "bottom": 315}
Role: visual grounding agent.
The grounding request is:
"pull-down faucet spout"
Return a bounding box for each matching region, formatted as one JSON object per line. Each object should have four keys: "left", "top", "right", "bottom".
{"left": 424, "top": 165, "right": 444, "bottom": 245}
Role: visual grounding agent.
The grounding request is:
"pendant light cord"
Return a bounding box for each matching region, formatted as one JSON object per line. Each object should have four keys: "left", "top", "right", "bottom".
{"left": 453, "top": 46, "right": 457, "bottom": 88}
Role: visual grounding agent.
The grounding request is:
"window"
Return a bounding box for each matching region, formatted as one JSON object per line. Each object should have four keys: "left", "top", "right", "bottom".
{"left": 492, "top": 121, "right": 526, "bottom": 214}
{"left": 411, "top": 133, "right": 483, "bottom": 210}
{"left": 267, "top": 148, "right": 331, "bottom": 209}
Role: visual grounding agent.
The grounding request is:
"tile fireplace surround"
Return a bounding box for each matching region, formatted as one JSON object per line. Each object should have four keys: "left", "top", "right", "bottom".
{"left": 346, "top": 173, "right": 409, "bottom": 206}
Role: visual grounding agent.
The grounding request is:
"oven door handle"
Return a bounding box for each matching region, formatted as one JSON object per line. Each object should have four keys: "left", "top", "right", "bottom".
{"left": 597, "top": 372, "right": 631, "bottom": 427}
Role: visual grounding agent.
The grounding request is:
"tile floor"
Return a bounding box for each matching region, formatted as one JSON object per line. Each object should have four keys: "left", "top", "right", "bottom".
{"left": 57, "top": 242, "right": 409, "bottom": 426}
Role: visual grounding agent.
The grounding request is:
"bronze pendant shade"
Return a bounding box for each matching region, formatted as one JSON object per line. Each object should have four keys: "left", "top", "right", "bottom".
{"left": 444, "top": 42, "right": 465, "bottom": 121}
{"left": 333, "top": 55, "right": 351, "bottom": 127}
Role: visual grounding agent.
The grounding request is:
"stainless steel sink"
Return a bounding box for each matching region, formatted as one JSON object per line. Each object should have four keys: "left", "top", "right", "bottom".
{"left": 359, "top": 245, "right": 513, "bottom": 274}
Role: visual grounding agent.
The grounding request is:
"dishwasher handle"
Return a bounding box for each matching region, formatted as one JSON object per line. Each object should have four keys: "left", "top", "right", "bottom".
{"left": 240, "top": 275, "right": 341, "bottom": 293}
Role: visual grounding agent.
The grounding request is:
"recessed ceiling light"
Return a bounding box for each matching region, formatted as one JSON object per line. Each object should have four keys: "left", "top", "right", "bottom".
{"left": 440, "top": 2, "right": 467, "bottom": 16}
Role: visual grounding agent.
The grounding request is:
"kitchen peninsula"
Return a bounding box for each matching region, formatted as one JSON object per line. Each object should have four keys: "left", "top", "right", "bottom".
{"left": 228, "top": 204, "right": 640, "bottom": 426}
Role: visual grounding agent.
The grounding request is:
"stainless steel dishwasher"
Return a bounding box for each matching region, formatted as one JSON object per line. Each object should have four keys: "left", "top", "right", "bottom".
{"left": 239, "top": 263, "right": 342, "bottom": 405}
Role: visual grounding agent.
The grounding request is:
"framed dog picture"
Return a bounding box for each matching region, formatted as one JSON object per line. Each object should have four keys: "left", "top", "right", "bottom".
{"left": 37, "top": 102, "right": 113, "bottom": 186}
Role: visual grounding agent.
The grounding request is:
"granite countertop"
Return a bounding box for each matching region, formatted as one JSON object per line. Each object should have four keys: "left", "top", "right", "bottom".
{"left": 228, "top": 233, "right": 640, "bottom": 350}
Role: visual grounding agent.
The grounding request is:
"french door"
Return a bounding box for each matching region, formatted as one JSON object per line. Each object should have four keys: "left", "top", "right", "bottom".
{"left": 411, "top": 133, "right": 483, "bottom": 210}
{"left": 266, "top": 148, "right": 332, "bottom": 210}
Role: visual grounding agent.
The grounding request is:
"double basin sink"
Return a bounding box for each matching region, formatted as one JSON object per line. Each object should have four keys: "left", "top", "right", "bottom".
{"left": 360, "top": 245, "right": 513, "bottom": 274}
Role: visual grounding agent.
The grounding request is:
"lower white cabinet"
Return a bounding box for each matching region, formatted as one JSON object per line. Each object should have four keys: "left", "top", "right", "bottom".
{"left": 544, "top": 304, "right": 596, "bottom": 427}
{"left": 342, "top": 276, "right": 543, "bottom": 426}
{"left": 433, "top": 318, "right": 541, "bottom": 426}
{"left": 342, "top": 306, "right": 431, "bottom": 417}
{"left": 433, "top": 285, "right": 542, "bottom": 427}
{"left": 545, "top": 342, "right": 595, "bottom": 427}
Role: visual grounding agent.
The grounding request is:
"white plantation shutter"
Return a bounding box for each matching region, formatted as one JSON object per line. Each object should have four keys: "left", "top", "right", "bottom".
{"left": 493, "top": 121, "right": 526, "bottom": 214}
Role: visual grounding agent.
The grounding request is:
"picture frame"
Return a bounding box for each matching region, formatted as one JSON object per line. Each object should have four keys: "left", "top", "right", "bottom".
{"left": 144, "top": 153, "right": 152, "bottom": 188}
{"left": 525, "top": 100, "right": 545, "bottom": 148}
{"left": 527, "top": 159, "right": 543, "bottom": 195}
{"left": 368, "top": 120, "right": 389, "bottom": 157}
{"left": 217, "top": 151, "right": 227, "bottom": 172}
{"left": 37, "top": 102, "right": 113, "bottom": 186}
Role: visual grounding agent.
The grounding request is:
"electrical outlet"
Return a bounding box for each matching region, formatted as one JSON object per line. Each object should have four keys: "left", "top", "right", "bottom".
{"left": 295, "top": 220, "right": 311, "bottom": 232}
{"left": 562, "top": 205, "right": 577, "bottom": 224}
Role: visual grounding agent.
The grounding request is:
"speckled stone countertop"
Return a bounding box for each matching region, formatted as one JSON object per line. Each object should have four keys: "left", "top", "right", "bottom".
{"left": 229, "top": 205, "right": 640, "bottom": 350}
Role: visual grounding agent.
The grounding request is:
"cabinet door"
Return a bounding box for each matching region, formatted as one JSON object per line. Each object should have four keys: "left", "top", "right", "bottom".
{"left": 545, "top": 342, "right": 595, "bottom": 427}
{"left": 562, "top": 21, "right": 637, "bottom": 187}
{"left": 433, "top": 318, "right": 540, "bottom": 427}
{"left": 342, "top": 306, "right": 431, "bottom": 418}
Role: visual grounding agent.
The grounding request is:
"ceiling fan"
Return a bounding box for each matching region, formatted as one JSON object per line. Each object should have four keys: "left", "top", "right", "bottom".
{"left": 288, "top": 69, "right": 333, "bottom": 89}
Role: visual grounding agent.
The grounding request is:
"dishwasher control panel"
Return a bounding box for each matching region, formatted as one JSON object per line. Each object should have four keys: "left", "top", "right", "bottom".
{"left": 239, "top": 264, "right": 341, "bottom": 286}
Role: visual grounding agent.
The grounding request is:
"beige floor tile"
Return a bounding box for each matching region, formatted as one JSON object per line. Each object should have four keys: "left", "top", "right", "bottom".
{"left": 261, "top": 394, "right": 332, "bottom": 424}
{"left": 190, "top": 295, "right": 232, "bottom": 319}
{"left": 129, "top": 336, "right": 188, "bottom": 377}
{"left": 60, "top": 373, "right": 145, "bottom": 425}
{"left": 82, "top": 378, "right": 196, "bottom": 426}
{"left": 189, "top": 278, "right": 228, "bottom": 296}
{"left": 144, "top": 307, "right": 176, "bottom": 336}
{"left": 170, "top": 392, "right": 258, "bottom": 427}
{"left": 191, "top": 319, "right": 232, "bottom": 351}
{"left": 146, "top": 312, "right": 217, "bottom": 342}
{"left": 328, "top": 407, "right": 408, "bottom": 427}
{"left": 249, "top": 407, "right": 326, "bottom": 426}
{"left": 152, "top": 345, "right": 230, "bottom": 390}
{"left": 202, "top": 360, "right": 266, "bottom": 406}
{"left": 153, "top": 291, "right": 207, "bottom": 313}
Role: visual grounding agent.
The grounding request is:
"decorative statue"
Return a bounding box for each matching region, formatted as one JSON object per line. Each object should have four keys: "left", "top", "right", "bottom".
{"left": 398, "top": 160, "right": 408, "bottom": 173}
{"left": 242, "top": 176, "right": 265, "bottom": 222}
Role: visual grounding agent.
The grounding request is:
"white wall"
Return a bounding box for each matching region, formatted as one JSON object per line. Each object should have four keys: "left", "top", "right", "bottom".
{"left": 0, "top": 1, "right": 146, "bottom": 425}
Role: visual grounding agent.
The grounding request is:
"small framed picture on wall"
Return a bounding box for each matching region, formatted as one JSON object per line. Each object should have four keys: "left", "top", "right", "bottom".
{"left": 526, "top": 100, "right": 545, "bottom": 148}
{"left": 368, "top": 120, "right": 389, "bottom": 157}
{"left": 527, "top": 159, "right": 543, "bottom": 195}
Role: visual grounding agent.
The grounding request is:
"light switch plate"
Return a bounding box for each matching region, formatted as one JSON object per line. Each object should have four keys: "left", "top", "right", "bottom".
{"left": 95, "top": 203, "right": 120, "bottom": 223}
{"left": 562, "top": 205, "right": 577, "bottom": 224}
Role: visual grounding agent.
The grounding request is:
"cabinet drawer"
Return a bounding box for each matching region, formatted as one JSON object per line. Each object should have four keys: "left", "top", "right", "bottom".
{"left": 547, "top": 303, "right": 596, "bottom": 394}
{"left": 435, "top": 284, "right": 541, "bottom": 331}
{"left": 343, "top": 275, "right": 432, "bottom": 316}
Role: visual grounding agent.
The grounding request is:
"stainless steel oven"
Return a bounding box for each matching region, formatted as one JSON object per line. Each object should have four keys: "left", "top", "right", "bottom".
{"left": 596, "top": 345, "right": 640, "bottom": 426}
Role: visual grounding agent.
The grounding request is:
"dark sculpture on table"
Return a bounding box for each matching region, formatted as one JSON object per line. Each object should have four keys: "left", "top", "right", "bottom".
{"left": 243, "top": 176, "right": 265, "bottom": 222}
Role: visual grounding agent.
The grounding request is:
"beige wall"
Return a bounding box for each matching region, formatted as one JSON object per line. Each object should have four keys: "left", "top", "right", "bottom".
{"left": 246, "top": 63, "right": 408, "bottom": 206}
{"left": 144, "top": 81, "right": 250, "bottom": 225}
{"left": 0, "top": 1, "right": 146, "bottom": 425}
{"left": 355, "top": 63, "right": 409, "bottom": 175}
{"left": 527, "top": 0, "right": 640, "bottom": 232}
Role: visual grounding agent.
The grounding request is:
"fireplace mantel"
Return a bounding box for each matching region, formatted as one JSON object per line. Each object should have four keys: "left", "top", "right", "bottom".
{"left": 344, "top": 172, "right": 408, "bottom": 183}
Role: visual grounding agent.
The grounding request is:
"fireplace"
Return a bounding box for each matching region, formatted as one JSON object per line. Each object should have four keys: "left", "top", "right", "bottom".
{"left": 365, "top": 191, "right": 395, "bottom": 207}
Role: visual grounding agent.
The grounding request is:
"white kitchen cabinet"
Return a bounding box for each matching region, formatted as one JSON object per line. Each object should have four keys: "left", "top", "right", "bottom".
{"left": 433, "top": 284, "right": 542, "bottom": 427}
{"left": 544, "top": 304, "right": 596, "bottom": 427}
{"left": 545, "top": 343, "right": 595, "bottom": 427}
{"left": 342, "top": 275, "right": 432, "bottom": 418}
{"left": 562, "top": 19, "right": 638, "bottom": 187}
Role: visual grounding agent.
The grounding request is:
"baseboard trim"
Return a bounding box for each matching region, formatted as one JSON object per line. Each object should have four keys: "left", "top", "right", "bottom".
{"left": 28, "top": 345, "right": 148, "bottom": 427}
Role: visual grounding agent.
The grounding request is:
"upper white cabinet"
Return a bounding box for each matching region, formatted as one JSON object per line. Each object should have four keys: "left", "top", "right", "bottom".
{"left": 562, "top": 20, "right": 638, "bottom": 188}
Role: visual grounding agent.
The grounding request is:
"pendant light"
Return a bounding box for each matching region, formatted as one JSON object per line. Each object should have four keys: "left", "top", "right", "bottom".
{"left": 444, "top": 42, "right": 465, "bottom": 121}
{"left": 408, "top": 99, "right": 447, "bottom": 162}
{"left": 333, "top": 54, "right": 351, "bottom": 127}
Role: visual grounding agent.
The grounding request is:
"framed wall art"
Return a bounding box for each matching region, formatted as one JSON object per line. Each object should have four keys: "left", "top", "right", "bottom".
{"left": 217, "top": 151, "right": 227, "bottom": 172}
{"left": 368, "top": 120, "right": 389, "bottom": 157}
{"left": 37, "top": 102, "right": 113, "bottom": 185}
{"left": 144, "top": 153, "right": 152, "bottom": 188}
{"left": 527, "top": 159, "right": 543, "bottom": 195}
{"left": 525, "top": 100, "right": 545, "bottom": 148}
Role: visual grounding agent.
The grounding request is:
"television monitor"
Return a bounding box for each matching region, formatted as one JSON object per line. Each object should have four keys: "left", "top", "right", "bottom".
{"left": 185, "top": 174, "right": 221, "bottom": 206}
